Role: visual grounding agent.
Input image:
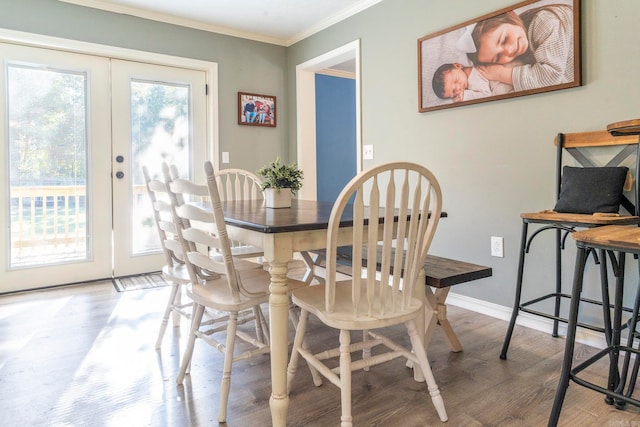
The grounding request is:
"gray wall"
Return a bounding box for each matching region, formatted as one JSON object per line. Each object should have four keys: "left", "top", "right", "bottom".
{"left": 0, "top": 0, "right": 288, "bottom": 174}
{"left": 287, "top": 0, "right": 640, "bottom": 309}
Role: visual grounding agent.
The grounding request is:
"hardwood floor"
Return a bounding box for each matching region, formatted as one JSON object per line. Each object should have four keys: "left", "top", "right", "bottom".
{"left": 2, "top": 264, "right": 639, "bottom": 426}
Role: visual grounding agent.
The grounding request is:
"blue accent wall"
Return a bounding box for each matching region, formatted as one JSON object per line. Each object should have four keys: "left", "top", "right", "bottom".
{"left": 315, "top": 74, "right": 357, "bottom": 202}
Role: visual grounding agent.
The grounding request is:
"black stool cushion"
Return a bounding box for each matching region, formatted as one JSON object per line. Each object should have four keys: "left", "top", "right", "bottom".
{"left": 554, "top": 166, "right": 628, "bottom": 214}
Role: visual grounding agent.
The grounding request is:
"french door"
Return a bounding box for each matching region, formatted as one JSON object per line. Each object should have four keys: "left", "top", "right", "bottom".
{"left": 0, "top": 43, "right": 209, "bottom": 293}
{"left": 111, "top": 59, "right": 206, "bottom": 277}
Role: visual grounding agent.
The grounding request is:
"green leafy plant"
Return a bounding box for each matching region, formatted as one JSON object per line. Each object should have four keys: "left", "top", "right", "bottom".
{"left": 257, "top": 157, "right": 304, "bottom": 196}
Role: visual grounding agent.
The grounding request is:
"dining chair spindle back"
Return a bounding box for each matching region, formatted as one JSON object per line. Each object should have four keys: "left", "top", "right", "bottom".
{"left": 214, "top": 168, "right": 265, "bottom": 258}
{"left": 215, "top": 168, "right": 264, "bottom": 202}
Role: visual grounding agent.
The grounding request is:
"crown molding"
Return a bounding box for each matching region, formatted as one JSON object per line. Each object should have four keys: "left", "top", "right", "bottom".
{"left": 59, "top": 0, "right": 288, "bottom": 46}
{"left": 285, "top": 0, "right": 382, "bottom": 46}
{"left": 59, "top": 0, "right": 383, "bottom": 47}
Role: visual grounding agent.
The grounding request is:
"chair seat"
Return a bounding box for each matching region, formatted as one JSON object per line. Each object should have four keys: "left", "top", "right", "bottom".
{"left": 162, "top": 263, "right": 191, "bottom": 284}
{"left": 291, "top": 281, "right": 423, "bottom": 330}
{"left": 521, "top": 210, "right": 640, "bottom": 226}
{"left": 191, "top": 267, "right": 308, "bottom": 311}
{"left": 189, "top": 268, "right": 271, "bottom": 311}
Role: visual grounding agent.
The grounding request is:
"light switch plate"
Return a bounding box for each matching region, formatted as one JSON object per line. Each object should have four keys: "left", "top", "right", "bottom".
{"left": 363, "top": 145, "right": 374, "bottom": 160}
{"left": 222, "top": 152, "right": 229, "bottom": 164}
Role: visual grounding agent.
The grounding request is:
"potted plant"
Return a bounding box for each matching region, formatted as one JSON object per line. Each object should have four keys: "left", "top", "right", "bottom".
{"left": 257, "top": 157, "right": 304, "bottom": 208}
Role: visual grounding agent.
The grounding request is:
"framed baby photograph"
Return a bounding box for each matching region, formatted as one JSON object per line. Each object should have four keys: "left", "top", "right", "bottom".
{"left": 418, "top": 0, "right": 581, "bottom": 113}
{"left": 238, "top": 92, "right": 276, "bottom": 127}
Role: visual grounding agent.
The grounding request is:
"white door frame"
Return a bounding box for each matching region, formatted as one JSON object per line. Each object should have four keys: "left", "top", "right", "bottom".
{"left": 295, "top": 40, "right": 362, "bottom": 201}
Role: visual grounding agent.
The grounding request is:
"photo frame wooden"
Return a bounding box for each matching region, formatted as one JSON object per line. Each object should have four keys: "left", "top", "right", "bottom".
{"left": 418, "top": 0, "right": 581, "bottom": 113}
{"left": 238, "top": 92, "right": 276, "bottom": 127}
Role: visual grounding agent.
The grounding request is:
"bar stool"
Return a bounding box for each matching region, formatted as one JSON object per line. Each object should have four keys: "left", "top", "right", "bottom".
{"left": 548, "top": 225, "right": 640, "bottom": 426}
{"left": 500, "top": 130, "right": 640, "bottom": 360}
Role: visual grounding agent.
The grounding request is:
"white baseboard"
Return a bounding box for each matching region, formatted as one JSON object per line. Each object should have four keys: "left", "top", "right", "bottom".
{"left": 446, "top": 291, "right": 608, "bottom": 350}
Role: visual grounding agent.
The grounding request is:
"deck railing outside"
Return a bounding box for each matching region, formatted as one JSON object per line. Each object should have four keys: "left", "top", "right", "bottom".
{"left": 9, "top": 185, "right": 148, "bottom": 267}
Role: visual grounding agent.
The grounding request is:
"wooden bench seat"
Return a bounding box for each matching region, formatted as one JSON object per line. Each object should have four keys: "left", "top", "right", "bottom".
{"left": 423, "top": 254, "right": 493, "bottom": 288}
{"left": 300, "top": 248, "right": 492, "bottom": 352}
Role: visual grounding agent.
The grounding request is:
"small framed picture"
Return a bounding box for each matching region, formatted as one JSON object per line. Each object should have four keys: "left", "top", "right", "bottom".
{"left": 238, "top": 92, "right": 276, "bottom": 127}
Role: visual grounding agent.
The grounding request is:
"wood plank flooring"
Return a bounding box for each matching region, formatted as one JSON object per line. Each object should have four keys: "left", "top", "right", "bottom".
{"left": 1, "top": 263, "right": 639, "bottom": 426}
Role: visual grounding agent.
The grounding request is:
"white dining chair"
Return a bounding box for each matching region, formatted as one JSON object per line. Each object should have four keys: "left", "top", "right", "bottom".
{"left": 143, "top": 166, "right": 193, "bottom": 349}
{"left": 163, "top": 161, "right": 308, "bottom": 423}
{"left": 169, "top": 165, "right": 269, "bottom": 340}
{"left": 286, "top": 161, "right": 448, "bottom": 426}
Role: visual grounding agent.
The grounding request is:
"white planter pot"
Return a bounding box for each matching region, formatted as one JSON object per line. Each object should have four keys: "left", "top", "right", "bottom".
{"left": 264, "top": 188, "right": 291, "bottom": 208}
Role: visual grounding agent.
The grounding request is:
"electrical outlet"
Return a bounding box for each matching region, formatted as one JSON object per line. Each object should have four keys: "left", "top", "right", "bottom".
{"left": 222, "top": 152, "right": 229, "bottom": 164}
{"left": 491, "top": 236, "right": 504, "bottom": 258}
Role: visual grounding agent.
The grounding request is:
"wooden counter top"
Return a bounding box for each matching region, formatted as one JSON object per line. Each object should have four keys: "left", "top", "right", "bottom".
{"left": 608, "top": 118, "right": 640, "bottom": 136}
{"left": 572, "top": 225, "right": 640, "bottom": 252}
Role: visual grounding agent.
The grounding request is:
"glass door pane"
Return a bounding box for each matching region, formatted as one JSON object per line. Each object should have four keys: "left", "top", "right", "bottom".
{"left": 8, "top": 65, "right": 88, "bottom": 267}
{"left": 130, "top": 79, "right": 191, "bottom": 255}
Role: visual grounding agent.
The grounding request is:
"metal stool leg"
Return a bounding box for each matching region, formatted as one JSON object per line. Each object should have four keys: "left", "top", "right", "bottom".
{"left": 623, "top": 260, "right": 640, "bottom": 400}
{"left": 548, "top": 246, "right": 588, "bottom": 426}
{"left": 500, "top": 221, "right": 528, "bottom": 360}
{"left": 552, "top": 228, "right": 562, "bottom": 337}
{"left": 608, "top": 251, "right": 630, "bottom": 409}
{"left": 597, "top": 249, "right": 617, "bottom": 405}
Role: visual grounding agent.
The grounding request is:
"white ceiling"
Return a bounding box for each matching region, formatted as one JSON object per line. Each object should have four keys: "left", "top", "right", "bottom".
{"left": 60, "top": 0, "right": 383, "bottom": 46}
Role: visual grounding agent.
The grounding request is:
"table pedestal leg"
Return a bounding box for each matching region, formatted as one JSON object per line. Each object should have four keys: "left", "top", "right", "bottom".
{"left": 268, "top": 259, "right": 291, "bottom": 427}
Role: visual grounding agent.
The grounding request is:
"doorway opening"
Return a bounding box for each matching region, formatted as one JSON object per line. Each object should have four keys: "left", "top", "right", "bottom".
{"left": 295, "top": 40, "right": 361, "bottom": 201}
